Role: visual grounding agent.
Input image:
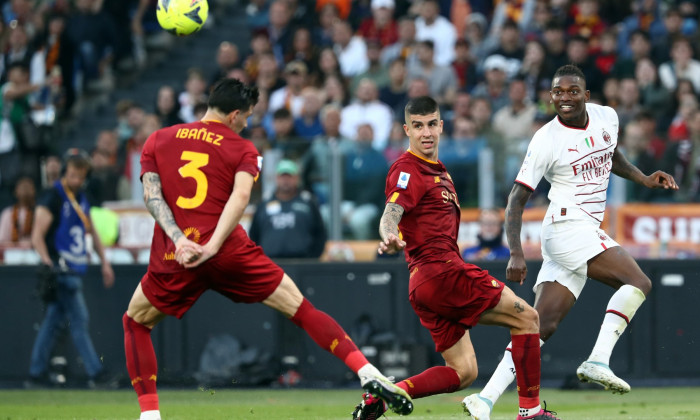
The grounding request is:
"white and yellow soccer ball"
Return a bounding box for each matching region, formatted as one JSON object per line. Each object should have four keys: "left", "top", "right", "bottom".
{"left": 156, "top": 0, "right": 209, "bottom": 36}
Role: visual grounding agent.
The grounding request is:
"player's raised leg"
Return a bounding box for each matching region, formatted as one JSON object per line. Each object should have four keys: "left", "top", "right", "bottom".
{"left": 577, "top": 247, "right": 650, "bottom": 394}
{"left": 263, "top": 273, "right": 413, "bottom": 415}
{"left": 466, "top": 281, "right": 575, "bottom": 419}
{"left": 477, "top": 286, "right": 559, "bottom": 420}
{"left": 124, "top": 283, "right": 167, "bottom": 420}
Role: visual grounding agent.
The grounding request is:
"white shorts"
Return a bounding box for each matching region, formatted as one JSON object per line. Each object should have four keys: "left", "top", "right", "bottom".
{"left": 534, "top": 220, "right": 620, "bottom": 299}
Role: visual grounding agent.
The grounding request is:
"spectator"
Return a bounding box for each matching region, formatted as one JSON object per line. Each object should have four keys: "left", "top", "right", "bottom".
{"left": 119, "top": 114, "right": 160, "bottom": 201}
{"left": 249, "top": 159, "right": 327, "bottom": 258}
{"left": 566, "top": 0, "right": 608, "bottom": 53}
{"left": 332, "top": 20, "right": 369, "bottom": 78}
{"left": 269, "top": 60, "right": 308, "bottom": 118}
{"left": 0, "top": 175, "right": 35, "bottom": 245}
{"left": 245, "top": 0, "right": 269, "bottom": 29}
{"left": 379, "top": 58, "right": 407, "bottom": 111}
{"left": 383, "top": 121, "right": 408, "bottom": 164}
{"left": 350, "top": 39, "right": 390, "bottom": 93}
{"left": 565, "top": 35, "right": 603, "bottom": 93}
{"left": 339, "top": 78, "right": 394, "bottom": 151}
{"left": 406, "top": 40, "right": 458, "bottom": 106}
{"left": 661, "top": 108, "right": 700, "bottom": 202}
{"left": 67, "top": 0, "right": 118, "bottom": 91}
{"left": 488, "top": 19, "right": 525, "bottom": 68}
{"left": 255, "top": 52, "right": 285, "bottom": 93}
{"left": 415, "top": 0, "right": 456, "bottom": 66}
{"left": 615, "top": 77, "right": 642, "bottom": 129}
{"left": 452, "top": 38, "right": 478, "bottom": 92}
{"left": 271, "top": 107, "right": 306, "bottom": 159}
{"left": 1, "top": 24, "right": 33, "bottom": 83}
{"left": 461, "top": 208, "right": 510, "bottom": 261}
{"left": 88, "top": 130, "right": 120, "bottom": 205}
{"left": 244, "top": 30, "right": 273, "bottom": 81}
{"left": 322, "top": 73, "right": 349, "bottom": 108}
{"left": 288, "top": 27, "right": 319, "bottom": 76}
{"left": 487, "top": 0, "right": 536, "bottom": 43}
{"left": 341, "top": 123, "right": 388, "bottom": 239}
{"left": 357, "top": 0, "right": 398, "bottom": 48}
{"left": 634, "top": 110, "right": 667, "bottom": 160}
{"left": 301, "top": 104, "right": 354, "bottom": 204}
{"left": 177, "top": 68, "right": 208, "bottom": 123}
{"left": 208, "top": 42, "right": 240, "bottom": 89}
{"left": 443, "top": 91, "right": 471, "bottom": 135}
{"left": 393, "top": 76, "right": 430, "bottom": 121}
{"left": 621, "top": 120, "right": 658, "bottom": 202}
{"left": 542, "top": 21, "right": 568, "bottom": 74}
{"left": 471, "top": 55, "right": 510, "bottom": 113}
{"left": 315, "top": 47, "right": 342, "bottom": 86}
{"left": 616, "top": 0, "right": 664, "bottom": 59}
{"left": 518, "top": 39, "right": 550, "bottom": 102}
{"left": 462, "top": 12, "right": 490, "bottom": 62}
{"left": 635, "top": 58, "right": 672, "bottom": 132}
{"left": 266, "top": 0, "right": 296, "bottom": 67}
{"left": 652, "top": 7, "right": 687, "bottom": 64}
{"left": 380, "top": 16, "right": 418, "bottom": 68}
{"left": 294, "top": 87, "right": 325, "bottom": 140}
{"left": 26, "top": 149, "right": 115, "bottom": 389}
{"left": 612, "top": 29, "right": 652, "bottom": 79}
{"left": 40, "top": 13, "right": 76, "bottom": 114}
{"left": 154, "top": 85, "right": 183, "bottom": 128}
{"left": 492, "top": 77, "right": 538, "bottom": 142}
{"left": 441, "top": 117, "right": 486, "bottom": 207}
{"left": 313, "top": 2, "right": 340, "bottom": 47}
{"left": 658, "top": 37, "right": 700, "bottom": 93}
{"left": 42, "top": 155, "right": 62, "bottom": 188}
{"left": 523, "top": 0, "right": 553, "bottom": 41}
{"left": 594, "top": 29, "right": 618, "bottom": 76}
{"left": 667, "top": 89, "right": 698, "bottom": 142}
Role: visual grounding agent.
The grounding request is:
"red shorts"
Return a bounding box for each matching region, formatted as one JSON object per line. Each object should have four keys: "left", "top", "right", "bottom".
{"left": 409, "top": 258, "right": 504, "bottom": 353}
{"left": 141, "top": 238, "right": 284, "bottom": 318}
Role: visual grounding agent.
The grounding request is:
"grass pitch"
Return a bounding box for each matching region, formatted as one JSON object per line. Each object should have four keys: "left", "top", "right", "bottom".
{"left": 0, "top": 387, "right": 698, "bottom": 419}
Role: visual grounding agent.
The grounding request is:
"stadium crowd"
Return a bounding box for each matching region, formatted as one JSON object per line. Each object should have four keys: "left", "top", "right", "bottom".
{"left": 1, "top": 0, "right": 700, "bottom": 245}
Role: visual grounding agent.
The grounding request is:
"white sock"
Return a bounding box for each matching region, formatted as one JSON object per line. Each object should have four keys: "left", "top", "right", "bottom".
{"left": 479, "top": 339, "right": 545, "bottom": 405}
{"left": 140, "top": 410, "right": 161, "bottom": 420}
{"left": 357, "top": 363, "right": 382, "bottom": 386}
{"left": 588, "top": 285, "right": 646, "bottom": 365}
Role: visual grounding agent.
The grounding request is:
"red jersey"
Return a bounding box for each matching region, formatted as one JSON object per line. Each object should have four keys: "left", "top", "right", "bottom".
{"left": 140, "top": 120, "right": 261, "bottom": 273}
{"left": 385, "top": 150, "right": 461, "bottom": 273}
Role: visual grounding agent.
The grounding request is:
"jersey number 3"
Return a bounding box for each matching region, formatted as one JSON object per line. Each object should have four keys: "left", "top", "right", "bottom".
{"left": 177, "top": 151, "right": 209, "bottom": 209}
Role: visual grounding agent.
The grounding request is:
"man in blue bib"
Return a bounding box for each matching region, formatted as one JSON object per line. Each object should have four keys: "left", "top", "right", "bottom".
{"left": 27, "top": 149, "right": 115, "bottom": 388}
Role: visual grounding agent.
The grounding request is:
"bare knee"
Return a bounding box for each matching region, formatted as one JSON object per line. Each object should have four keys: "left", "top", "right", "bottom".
{"left": 454, "top": 365, "right": 478, "bottom": 390}
{"left": 634, "top": 276, "right": 652, "bottom": 296}
{"left": 539, "top": 315, "right": 560, "bottom": 341}
{"left": 512, "top": 305, "right": 539, "bottom": 335}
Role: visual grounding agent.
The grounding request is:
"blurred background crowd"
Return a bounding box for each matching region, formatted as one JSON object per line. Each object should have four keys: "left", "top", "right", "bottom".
{"left": 1, "top": 0, "right": 699, "bottom": 250}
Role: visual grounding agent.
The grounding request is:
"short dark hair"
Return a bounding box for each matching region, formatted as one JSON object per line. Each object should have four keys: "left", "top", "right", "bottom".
{"left": 404, "top": 96, "right": 440, "bottom": 123}
{"left": 553, "top": 64, "right": 586, "bottom": 83}
{"left": 63, "top": 148, "right": 91, "bottom": 172}
{"left": 208, "top": 78, "right": 259, "bottom": 115}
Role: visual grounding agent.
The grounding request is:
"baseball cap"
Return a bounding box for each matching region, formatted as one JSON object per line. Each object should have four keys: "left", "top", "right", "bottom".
{"left": 276, "top": 159, "right": 299, "bottom": 175}
{"left": 284, "top": 60, "right": 308, "bottom": 75}
{"left": 483, "top": 54, "right": 508, "bottom": 72}
{"left": 371, "top": 0, "right": 395, "bottom": 9}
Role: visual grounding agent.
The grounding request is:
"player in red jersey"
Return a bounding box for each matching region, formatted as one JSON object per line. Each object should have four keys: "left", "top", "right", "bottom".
{"left": 122, "top": 78, "right": 412, "bottom": 420}
{"left": 352, "top": 96, "right": 560, "bottom": 420}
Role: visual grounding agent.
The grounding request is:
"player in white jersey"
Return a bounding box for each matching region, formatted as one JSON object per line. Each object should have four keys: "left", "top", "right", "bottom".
{"left": 463, "top": 64, "right": 678, "bottom": 420}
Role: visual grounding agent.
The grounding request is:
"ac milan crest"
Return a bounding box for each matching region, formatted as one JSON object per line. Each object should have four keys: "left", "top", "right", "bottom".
{"left": 598, "top": 232, "right": 608, "bottom": 241}
{"left": 602, "top": 129, "right": 612, "bottom": 145}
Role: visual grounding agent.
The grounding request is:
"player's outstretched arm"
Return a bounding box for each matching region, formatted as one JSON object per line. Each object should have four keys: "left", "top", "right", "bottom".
{"left": 184, "top": 171, "right": 255, "bottom": 268}
{"left": 611, "top": 148, "right": 679, "bottom": 190}
{"left": 143, "top": 172, "right": 202, "bottom": 263}
{"left": 378, "top": 202, "right": 406, "bottom": 255}
{"left": 505, "top": 183, "right": 532, "bottom": 284}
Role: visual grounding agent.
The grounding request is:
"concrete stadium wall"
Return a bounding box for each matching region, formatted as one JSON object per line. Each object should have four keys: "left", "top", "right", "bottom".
{"left": 0, "top": 260, "right": 698, "bottom": 387}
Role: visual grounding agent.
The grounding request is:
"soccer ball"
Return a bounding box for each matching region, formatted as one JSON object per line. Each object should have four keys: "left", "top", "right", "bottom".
{"left": 156, "top": 0, "right": 209, "bottom": 36}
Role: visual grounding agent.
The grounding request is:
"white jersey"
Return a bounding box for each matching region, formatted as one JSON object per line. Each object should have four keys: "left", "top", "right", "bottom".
{"left": 516, "top": 103, "right": 619, "bottom": 226}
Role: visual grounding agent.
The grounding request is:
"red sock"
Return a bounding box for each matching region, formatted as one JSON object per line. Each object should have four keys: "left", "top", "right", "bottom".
{"left": 511, "top": 333, "right": 541, "bottom": 409}
{"left": 396, "top": 366, "right": 460, "bottom": 399}
{"left": 290, "top": 298, "right": 368, "bottom": 373}
{"left": 123, "top": 313, "right": 159, "bottom": 412}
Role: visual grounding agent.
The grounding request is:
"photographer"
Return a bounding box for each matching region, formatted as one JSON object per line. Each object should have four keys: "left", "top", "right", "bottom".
{"left": 27, "top": 149, "right": 115, "bottom": 388}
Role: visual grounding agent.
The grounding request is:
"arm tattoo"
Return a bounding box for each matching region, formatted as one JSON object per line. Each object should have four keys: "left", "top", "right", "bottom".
{"left": 505, "top": 184, "right": 532, "bottom": 255}
{"left": 143, "top": 172, "right": 184, "bottom": 244}
{"left": 379, "top": 203, "right": 404, "bottom": 241}
{"left": 611, "top": 148, "right": 645, "bottom": 184}
{"left": 514, "top": 301, "right": 525, "bottom": 313}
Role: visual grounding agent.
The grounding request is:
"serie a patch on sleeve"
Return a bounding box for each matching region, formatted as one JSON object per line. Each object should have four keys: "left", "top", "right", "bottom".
{"left": 397, "top": 172, "right": 410, "bottom": 189}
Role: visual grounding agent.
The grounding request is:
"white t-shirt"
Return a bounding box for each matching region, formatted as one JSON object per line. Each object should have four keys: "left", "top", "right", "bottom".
{"left": 516, "top": 103, "right": 619, "bottom": 225}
